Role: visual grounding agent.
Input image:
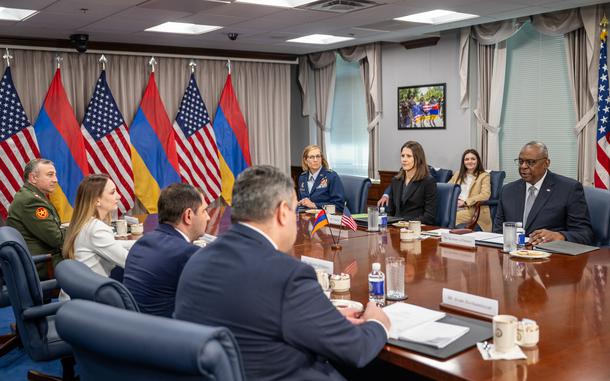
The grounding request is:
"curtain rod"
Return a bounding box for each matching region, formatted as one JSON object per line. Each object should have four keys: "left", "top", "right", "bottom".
{"left": 0, "top": 44, "right": 299, "bottom": 65}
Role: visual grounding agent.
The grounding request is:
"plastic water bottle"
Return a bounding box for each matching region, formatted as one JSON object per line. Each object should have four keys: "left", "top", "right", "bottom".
{"left": 516, "top": 222, "right": 526, "bottom": 249}
{"left": 379, "top": 207, "right": 388, "bottom": 232}
{"left": 368, "top": 262, "right": 385, "bottom": 306}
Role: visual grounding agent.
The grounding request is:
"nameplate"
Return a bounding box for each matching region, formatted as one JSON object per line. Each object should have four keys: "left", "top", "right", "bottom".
{"left": 441, "top": 233, "right": 475, "bottom": 248}
{"left": 440, "top": 247, "right": 476, "bottom": 263}
{"left": 301, "top": 256, "right": 334, "bottom": 274}
{"left": 326, "top": 214, "right": 342, "bottom": 226}
{"left": 442, "top": 288, "right": 498, "bottom": 317}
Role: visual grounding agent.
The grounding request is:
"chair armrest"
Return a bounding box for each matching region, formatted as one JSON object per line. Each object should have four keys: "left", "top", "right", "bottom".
{"left": 480, "top": 199, "right": 498, "bottom": 207}
{"left": 22, "top": 301, "right": 66, "bottom": 320}
{"left": 32, "top": 254, "right": 52, "bottom": 264}
{"left": 466, "top": 202, "right": 482, "bottom": 230}
{"left": 41, "top": 279, "right": 59, "bottom": 292}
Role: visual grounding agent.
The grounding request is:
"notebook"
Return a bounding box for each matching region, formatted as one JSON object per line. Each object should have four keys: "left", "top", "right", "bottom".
{"left": 534, "top": 240, "right": 598, "bottom": 256}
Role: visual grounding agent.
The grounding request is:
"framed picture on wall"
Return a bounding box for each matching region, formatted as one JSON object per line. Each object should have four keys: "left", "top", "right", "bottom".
{"left": 397, "top": 83, "right": 446, "bottom": 130}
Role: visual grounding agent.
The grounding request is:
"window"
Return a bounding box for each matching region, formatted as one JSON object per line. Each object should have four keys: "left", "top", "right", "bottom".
{"left": 327, "top": 54, "right": 369, "bottom": 177}
{"left": 500, "top": 23, "right": 576, "bottom": 182}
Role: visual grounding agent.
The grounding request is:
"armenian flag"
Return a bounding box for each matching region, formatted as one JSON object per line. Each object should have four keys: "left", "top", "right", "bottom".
{"left": 33, "top": 68, "right": 89, "bottom": 222}
{"left": 311, "top": 210, "right": 329, "bottom": 237}
{"left": 213, "top": 74, "right": 251, "bottom": 204}
{"left": 130, "top": 72, "right": 181, "bottom": 213}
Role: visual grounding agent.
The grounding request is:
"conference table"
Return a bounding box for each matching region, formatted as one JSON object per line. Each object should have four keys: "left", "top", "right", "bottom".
{"left": 141, "top": 204, "right": 610, "bottom": 380}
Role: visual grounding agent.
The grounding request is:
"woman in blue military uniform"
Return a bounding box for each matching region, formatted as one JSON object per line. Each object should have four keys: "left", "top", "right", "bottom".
{"left": 297, "top": 145, "right": 345, "bottom": 212}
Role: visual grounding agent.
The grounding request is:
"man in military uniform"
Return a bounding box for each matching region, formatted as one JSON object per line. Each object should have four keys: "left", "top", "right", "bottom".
{"left": 6, "top": 159, "right": 64, "bottom": 279}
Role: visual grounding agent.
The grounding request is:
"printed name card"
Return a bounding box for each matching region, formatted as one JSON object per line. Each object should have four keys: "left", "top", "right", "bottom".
{"left": 441, "top": 233, "right": 476, "bottom": 248}
{"left": 442, "top": 288, "right": 498, "bottom": 317}
{"left": 301, "top": 256, "right": 334, "bottom": 274}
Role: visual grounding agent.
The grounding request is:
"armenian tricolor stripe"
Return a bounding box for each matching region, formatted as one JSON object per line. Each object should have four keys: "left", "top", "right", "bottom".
{"left": 34, "top": 68, "right": 89, "bottom": 222}
{"left": 130, "top": 72, "right": 181, "bottom": 213}
{"left": 213, "top": 74, "right": 251, "bottom": 204}
{"left": 311, "top": 210, "right": 329, "bottom": 237}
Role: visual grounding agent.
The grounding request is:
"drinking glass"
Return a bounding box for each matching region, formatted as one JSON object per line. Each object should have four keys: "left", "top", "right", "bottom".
{"left": 367, "top": 206, "right": 379, "bottom": 232}
{"left": 386, "top": 257, "right": 407, "bottom": 300}
{"left": 503, "top": 222, "right": 517, "bottom": 252}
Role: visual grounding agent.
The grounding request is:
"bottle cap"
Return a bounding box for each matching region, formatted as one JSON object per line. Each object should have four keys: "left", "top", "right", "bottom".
{"left": 379, "top": 207, "right": 385, "bottom": 213}
{"left": 515, "top": 222, "right": 523, "bottom": 228}
{"left": 372, "top": 262, "right": 381, "bottom": 271}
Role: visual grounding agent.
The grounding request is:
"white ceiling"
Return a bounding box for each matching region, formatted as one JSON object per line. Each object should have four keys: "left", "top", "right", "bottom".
{"left": 0, "top": 0, "right": 605, "bottom": 55}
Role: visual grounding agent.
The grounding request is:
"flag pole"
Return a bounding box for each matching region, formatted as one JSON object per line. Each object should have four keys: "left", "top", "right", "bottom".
{"left": 55, "top": 55, "right": 62, "bottom": 70}
{"left": 99, "top": 54, "right": 107, "bottom": 71}
{"left": 149, "top": 56, "right": 157, "bottom": 73}
{"left": 331, "top": 204, "right": 343, "bottom": 251}
{"left": 227, "top": 59, "right": 231, "bottom": 75}
{"left": 189, "top": 59, "right": 197, "bottom": 73}
{"left": 3, "top": 48, "right": 11, "bottom": 67}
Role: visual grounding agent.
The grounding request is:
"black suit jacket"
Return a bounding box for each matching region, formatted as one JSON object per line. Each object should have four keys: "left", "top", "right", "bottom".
{"left": 174, "top": 223, "right": 387, "bottom": 381}
{"left": 493, "top": 171, "right": 593, "bottom": 244}
{"left": 387, "top": 175, "right": 437, "bottom": 225}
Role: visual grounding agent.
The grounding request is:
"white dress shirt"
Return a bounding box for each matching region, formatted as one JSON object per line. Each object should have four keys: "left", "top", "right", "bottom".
{"left": 523, "top": 170, "right": 548, "bottom": 204}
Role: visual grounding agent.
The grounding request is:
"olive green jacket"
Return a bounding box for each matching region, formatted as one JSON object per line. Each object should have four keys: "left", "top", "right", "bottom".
{"left": 6, "top": 183, "right": 64, "bottom": 272}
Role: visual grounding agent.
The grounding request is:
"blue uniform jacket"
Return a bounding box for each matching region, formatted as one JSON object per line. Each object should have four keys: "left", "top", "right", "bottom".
{"left": 123, "top": 223, "right": 200, "bottom": 317}
{"left": 297, "top": 167, "right": 345, "bottom": 212}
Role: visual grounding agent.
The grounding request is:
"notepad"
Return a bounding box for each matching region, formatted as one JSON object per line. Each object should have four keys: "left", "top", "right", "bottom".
{"left": 383, "top": 302, "right": 470, "bottom": 349}
{"left": 534, "top": 240, "right": 598, "bottom": 256}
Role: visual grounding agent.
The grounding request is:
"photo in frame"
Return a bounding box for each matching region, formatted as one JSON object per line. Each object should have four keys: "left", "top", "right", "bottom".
{"left": 398, "top": 83, "right": 446, "bottom": 130}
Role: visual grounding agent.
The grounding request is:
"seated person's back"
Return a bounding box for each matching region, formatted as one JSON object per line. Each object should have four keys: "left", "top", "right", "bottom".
{"left": 124, "top": 183, "right": 209, "bottom": 317}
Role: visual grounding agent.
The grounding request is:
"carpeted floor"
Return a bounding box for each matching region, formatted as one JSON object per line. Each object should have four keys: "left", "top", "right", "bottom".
{"left": 0, "top": 305, "right": 62, "bottom": 380}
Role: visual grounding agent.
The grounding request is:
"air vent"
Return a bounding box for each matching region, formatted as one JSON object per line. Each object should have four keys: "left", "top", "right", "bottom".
{"left": 301, "top": 0, "right": 380, "bottom": 14}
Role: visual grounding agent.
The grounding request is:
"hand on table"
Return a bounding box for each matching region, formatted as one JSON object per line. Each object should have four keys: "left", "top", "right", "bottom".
{"left": 377, "top": 195, "right": 389, "bottom": 207}
{"left": 361, "top": 301, "right": 391, "bottom": 332}
{"left": 298, "top": 198, "right": 317, "bottom": 209}
{"left": 339, "top": 307, "right": 365, "bottom": 325}
{"left": 528, "top": 229, "right": 565, "bottom": 246}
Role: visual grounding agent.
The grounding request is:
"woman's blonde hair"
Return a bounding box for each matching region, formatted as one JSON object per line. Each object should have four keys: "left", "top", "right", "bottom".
{"left": 301, "top": 144, "right": 329, "bottom": 172}
{"left": 62, "top": 174, "right": 111, "bottom": 260}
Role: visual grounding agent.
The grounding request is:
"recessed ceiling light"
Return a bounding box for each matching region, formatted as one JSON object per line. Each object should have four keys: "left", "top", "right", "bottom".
{"left": 0, "top": 7, "right": 38, "bottom": 21}
{"left": 394, "top": 9, "right": 478, "bottom": 24}
{"left": 235, "top": 0, "right": 317, "bottom": 8}
{"left": 145, "top": 22, "right": 222, "bottom": 35}
{"left": 287, "top": 34, "right": 354, "bottom": 45}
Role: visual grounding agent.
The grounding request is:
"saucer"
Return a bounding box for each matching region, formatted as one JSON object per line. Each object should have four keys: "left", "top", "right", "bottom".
{"left": 330, "top": 299, "right": 363, "bottom": 312}
{"left": 305, "top": 209, "right": 322, "bottom": 215}
{"left": 509, "top": 249, "right": 551, "bottom": 259}
{"left": 392, "top": 221, "right": 410, "bottom": 228}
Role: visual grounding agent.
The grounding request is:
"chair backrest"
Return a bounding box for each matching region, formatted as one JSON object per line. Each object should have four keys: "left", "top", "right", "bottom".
{"left": 487, "top": 170, "right": 506, "bottom": 221}
{"left": 435, "top": 183, "right": 460, "bottom": 228}
{"left": 432, "top": 168, "right": 453, "bottom": 183}
{"left": 338, "top": 174, "right": 372, "bottom": 214}
{"left": 584, "top": 186, "right": 610, "bottom": 247}
{"left": 0, "top": 226, "right": 48, "bottom": 358}
{"left": 55, "top": 260, "right": 139, "bottom": 311}
{"left": 57, "top": 300, "right": 246, "bottom": 381}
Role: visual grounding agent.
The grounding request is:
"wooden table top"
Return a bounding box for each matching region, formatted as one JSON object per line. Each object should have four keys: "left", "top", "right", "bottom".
{"left": 142, "top": 207, "right": 610, "bottom": 380}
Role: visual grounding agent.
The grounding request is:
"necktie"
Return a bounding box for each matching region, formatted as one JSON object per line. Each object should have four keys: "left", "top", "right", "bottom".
{"left": 523, "top": 186, "right": 537, "bottom": 225}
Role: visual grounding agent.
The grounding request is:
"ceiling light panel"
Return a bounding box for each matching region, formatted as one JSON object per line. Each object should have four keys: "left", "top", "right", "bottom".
{"left": 235, "top": 0, "right": 317, "bottom": 8}
{"left": 0, "top": 7, "right": 38, "bottom": 21}
{"left": 394, "top": 9, "right": 478, "bottom": 24}
{"left": 145, "top": 22, "right": 222, "bottom": 34}
{"left": 287, "top": 34, "right": 354, "bottom": 44}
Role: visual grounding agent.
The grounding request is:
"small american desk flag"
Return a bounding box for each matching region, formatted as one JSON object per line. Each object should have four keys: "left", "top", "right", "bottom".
{"left": 595, "top": 17, "right": 610, "bottom": 189}
{"left": 0, "top": 67, "right": 40, "bottom": 219}
{"left": 341, "top": 206, "right": 358, "bottom": 231}
{"left": 174, "top": 74, "right": 221, "bottom": 202}
{"left": 81, "top": 70, "right": 134, "bottom": 213}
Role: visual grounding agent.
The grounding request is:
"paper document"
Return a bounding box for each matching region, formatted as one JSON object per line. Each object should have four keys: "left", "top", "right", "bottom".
{"left": 421, "top": 228, "right": 451, "bottom": 237}
{"left": 464, "top": 232, "right": 529, "bottom": 247}
{"left": 398, "top": 321, "right": 470, "bottom": 349}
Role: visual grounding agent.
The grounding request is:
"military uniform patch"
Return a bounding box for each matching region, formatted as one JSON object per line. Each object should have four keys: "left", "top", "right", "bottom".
{"left": 35, "top": 207, "right": 49, "bottom": 219}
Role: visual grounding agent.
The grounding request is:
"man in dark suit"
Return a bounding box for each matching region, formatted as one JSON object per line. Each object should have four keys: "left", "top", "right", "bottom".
{"left": 493, "top": 141, "right": 593, "bottom": 245}
{"left": 175, "top": 165, "right": 390, "bottom": 381}
{"left": 123, "top": 183, "right": 209, "bottom": 317}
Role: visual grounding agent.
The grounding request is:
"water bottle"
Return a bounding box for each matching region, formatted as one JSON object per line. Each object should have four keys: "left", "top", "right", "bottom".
{"left": 379, "top": 207, "right": 388, "bottom": 232}
{"left": 368, "top": 262, "right": 385, "bottom": 306}
{"left": 516, "top": 222, "right": 526, "bottom": 250}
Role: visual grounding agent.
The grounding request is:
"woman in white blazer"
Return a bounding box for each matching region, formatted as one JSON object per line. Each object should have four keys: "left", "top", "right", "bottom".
{"left": 62, "top": 174, "right": 130, "bottom": 277}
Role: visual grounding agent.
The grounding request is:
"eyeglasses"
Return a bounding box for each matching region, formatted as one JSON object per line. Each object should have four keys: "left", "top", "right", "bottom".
{"left": 514, "top": 157, "right": 547, "bottom": 167}
{"left": 307, "top": 155, "right": 322, "bottom": 160}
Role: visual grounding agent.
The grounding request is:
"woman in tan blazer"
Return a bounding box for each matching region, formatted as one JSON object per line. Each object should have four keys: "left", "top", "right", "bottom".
{"left": 449, "top": 149, "right": 492, "bottom": 231}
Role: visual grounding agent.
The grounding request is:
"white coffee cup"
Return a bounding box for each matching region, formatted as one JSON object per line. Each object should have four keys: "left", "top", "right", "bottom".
{"left": 130, "top": 223, "right": 144, "bottom": 235}
{"left": 408, "top": 220, "right": 421, "bottom": 237}
{"left": 323, "top": 204, "right": 336, "bottom": 215}
{"left": 116, "top": 219, "right": 128, "bottom": 236}
{"left": 315, "top": 269, "right": 330, "bottom": 291}
{"left": 400, "top": 228, "right": 416, "bottom": 242}
{"left": 517, "top": 320, "right": 539, "bottom": 347}
{"left": 493, "top": 314, "right": 518, "bottom": 353}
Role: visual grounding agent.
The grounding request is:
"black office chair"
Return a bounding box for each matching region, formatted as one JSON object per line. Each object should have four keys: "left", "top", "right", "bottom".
{"left": 435, "top": 183, "right": 460, "bottom": 228}
{"left": 56, "top": 300, "right": 246, "bottom": 381}
{"left": 431, "top": 167, "right": 453, "bottom": 183}
{"left": 55, "top": 259, "right": 139, "bottom": 311}
{"left": 0, "top": 226, "right": 74, "bottom": 380}
{"left": 339, "top": 174, "right": 372, "bottom": 214}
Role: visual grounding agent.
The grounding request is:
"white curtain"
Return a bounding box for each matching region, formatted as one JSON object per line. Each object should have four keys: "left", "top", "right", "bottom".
{"left": 1, "top": 49, "right": 291, "bottom": 173}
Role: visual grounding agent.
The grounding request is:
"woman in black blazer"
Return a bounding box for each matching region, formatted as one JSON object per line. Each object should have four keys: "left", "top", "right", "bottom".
{"left": 387, "top": 141, "right": 437, "bottom": 224}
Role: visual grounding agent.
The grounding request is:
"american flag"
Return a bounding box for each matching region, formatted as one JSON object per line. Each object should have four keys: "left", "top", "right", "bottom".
{"left": 173, "top": 74, "right": 221, "bottom": 203}
{"left": 595, "top": 17, "right": 610, "bottom": 189}
{"left": 81, "top": 70, "right": 134, "bottom": 213}
{"left": 0, "top": 67, "right": 40, "bottom": 219}
{"left": 341, "top": 206, "right": 358, "bottom": 231}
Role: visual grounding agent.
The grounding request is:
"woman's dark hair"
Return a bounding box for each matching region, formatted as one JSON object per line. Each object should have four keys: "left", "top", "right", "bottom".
{"left": 395, "top": 141, "right": 429, "bottom": 182}
{"left": 455, "top": 149, "right": 484, "bottom": 184}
